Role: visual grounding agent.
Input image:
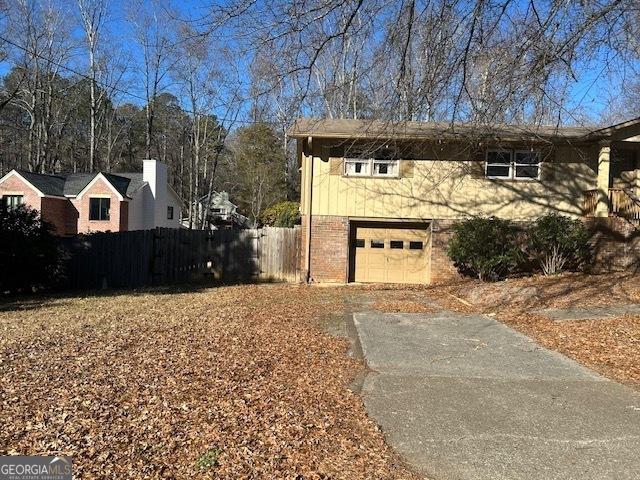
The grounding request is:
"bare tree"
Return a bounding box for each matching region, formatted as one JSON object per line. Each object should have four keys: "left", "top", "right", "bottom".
{"left": 77, "top": 0, "right": 107, "bottom": 172}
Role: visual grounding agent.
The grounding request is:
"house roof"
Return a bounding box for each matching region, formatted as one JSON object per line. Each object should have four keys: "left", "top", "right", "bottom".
{"left": 13, "top": 170, "right": 148, "bottom": 199}
{"left": 62, "top": 173, "right": 96, "bottom": 196}
{"left": 288, "top": 118, "right": 605, "bottom": 143}
{"left": 16, "top": 170, "right": 67, "bottom": 197}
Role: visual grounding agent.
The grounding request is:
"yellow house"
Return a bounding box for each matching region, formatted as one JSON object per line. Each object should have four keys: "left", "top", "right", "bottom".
{"left": 290, "top": 117, "right": 640, "bottom": 284}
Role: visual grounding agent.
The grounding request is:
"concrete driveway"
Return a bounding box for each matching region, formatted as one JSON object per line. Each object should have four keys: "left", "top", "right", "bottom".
{"left": 354, "top": 310, "right": 640, "bottom": 480}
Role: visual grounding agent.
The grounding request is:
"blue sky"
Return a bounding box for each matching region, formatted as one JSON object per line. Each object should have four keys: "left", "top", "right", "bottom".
{"left": 1, "top": 0, "right": 636, "bottom": 126}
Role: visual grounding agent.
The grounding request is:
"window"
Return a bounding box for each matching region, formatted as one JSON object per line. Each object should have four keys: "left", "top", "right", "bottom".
{"left": 514, "top": 150, "right": 541, "bottom": 179}
{"left": 167, "top": 206, "right": 174, "bottom": 220}
{"left": 485, "top": 149, "right": 540, "bottom": 180}
{"left": 89, "top": 197, "right": 110, "bottom": 221}
{"left": 373, "top": 159, "right": 399, "bottom": 176}
{"left": 409, "top": 241, "right": 423, "bottom": 250}
{"left": 2, "top": 195, "right": 23, "bottom": 211}
{"left": 353, "top": 238, "right": 365, "bottom": 248}
{"left": 211, "top": 207, "right": 225, "bottom": 214}
{"left": 344, "top": 158, "right": 370, "bottom": 176}
{"left": 344, "top": 158, "right": 399, "bottom": 177}
{"left": 390, "top": 240, "right": 404, "bottom": 249}
{"left": 485, "top": 150, "right": 512, "bottom": 178}
{"left": 370, "top": 240, "right": 384, "bottom": 248}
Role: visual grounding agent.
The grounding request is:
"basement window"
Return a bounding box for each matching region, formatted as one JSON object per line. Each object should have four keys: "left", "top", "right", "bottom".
{"left": 89, "top": 197, "right": 110, "bottom": 221}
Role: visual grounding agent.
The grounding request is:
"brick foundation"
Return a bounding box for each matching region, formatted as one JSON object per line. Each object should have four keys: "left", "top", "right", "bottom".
{"left": 301, "top": 214, "right": 350, "bottom": 283}
{"left": 429, "top": 219, "right": 461, "bottom": 284}
{"left": 585, "top": 217, "right": 640, "bottom": 272}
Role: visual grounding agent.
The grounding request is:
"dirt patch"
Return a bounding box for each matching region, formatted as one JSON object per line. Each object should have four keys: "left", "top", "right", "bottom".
{"left": 0, "top": 285, "right": 419, "bottom": 479}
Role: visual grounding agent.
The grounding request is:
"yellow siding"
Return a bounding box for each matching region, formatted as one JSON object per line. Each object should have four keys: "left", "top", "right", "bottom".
{"left": 305, "top": 139, "right": 599, "bottom": 220}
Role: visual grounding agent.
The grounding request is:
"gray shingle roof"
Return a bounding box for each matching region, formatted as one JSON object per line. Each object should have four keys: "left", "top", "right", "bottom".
{"left": 288, "top": 118, "right": 601, "bottom": 142}
{"left": 16, "top": 170, "right": 66, "bottom": 197}
{"left": 112, "top": 173, "right": 147, "bottom": 197}
{"left": 14, "top": 170, "right": 148, "bottom": 199}
{"left": 62, "top": 173, "right": 95, "bottom": 196}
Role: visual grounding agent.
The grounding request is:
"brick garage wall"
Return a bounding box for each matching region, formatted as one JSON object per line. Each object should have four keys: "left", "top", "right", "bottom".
{"left": 0, "top": 174, "right": 42, "bottom": 212}
{"left": 430, "top": 219, "right": 460, "bottom": 284}
{"left": 301, "top": 215, "right": 460, "bottom": 284}
{"left": 73, "top": 177, "right": 127, "bottom": 233}
{"left": 301, "top": 214, "right": 349, "bottom": 283}
{"left": 585, "top": 217, "right": 640, "bottom": 272}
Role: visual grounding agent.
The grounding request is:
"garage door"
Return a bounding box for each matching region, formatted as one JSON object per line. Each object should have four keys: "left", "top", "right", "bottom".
{"left": 351, "top": 223, "right": 430, "bottom": 284}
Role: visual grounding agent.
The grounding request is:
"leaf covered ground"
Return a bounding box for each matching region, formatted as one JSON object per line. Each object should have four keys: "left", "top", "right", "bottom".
{"left": 0, "top": 284, "right": 418, "bottom": 479}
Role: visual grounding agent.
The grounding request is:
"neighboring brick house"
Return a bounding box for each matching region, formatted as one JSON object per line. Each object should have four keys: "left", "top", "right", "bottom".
{"left": 290, "top": 117, "right": 640, "bottom": 284}
{"left": 0, "top": 159, "right": 182, "bottom": 235}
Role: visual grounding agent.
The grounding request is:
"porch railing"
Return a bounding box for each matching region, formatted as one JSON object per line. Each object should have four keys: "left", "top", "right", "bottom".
{"left": 583, "top": 188, "right": 640, "bottom": 222}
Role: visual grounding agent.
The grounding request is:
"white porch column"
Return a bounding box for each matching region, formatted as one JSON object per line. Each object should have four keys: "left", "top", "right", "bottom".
{"left": 595, "top": 144, "right": 611, "bottom": 217}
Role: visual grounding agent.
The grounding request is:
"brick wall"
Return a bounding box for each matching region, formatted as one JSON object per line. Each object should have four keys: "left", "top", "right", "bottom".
{"left": 0, "top": 174, "right": 42, "bottom": 212}
{"left": 40, "top": 197, "right": 76, "bottom": 235}
{"left": 585, "top": 217, "right": 640, "bottom": 272}
{"left": 73, "top": 177, "right": 128, "bottom": 233}
{"left": 430, "top": 219, "right": 461, "bottom": 284}
{"left": 301, "top": 214, "right": 350, "bottom": 283}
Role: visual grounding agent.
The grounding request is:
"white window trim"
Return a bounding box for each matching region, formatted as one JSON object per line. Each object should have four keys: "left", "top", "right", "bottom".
{"left": 372, "top": 158, "right": 399, "bottom": 177}
{"left": 344, "top": 158, "right": 400, "bottom": 178}
{"left": 485, "top": 149, "right": 541, "bottom": 181}
{"left": 513, "top": 150, "right": 542, "bottom": 181}
{"left": 344, "top": 158, "right": 371, "bottom": 177}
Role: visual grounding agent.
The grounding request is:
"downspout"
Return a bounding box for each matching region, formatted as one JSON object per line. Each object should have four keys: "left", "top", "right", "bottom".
{"left": 305, "top": 136, "right": 314, "bottom": 283}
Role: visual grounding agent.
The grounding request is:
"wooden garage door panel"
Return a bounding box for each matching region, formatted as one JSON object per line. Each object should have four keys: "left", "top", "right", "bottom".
{"left": 352, "top": 224, "right": 430, "bottom": 284}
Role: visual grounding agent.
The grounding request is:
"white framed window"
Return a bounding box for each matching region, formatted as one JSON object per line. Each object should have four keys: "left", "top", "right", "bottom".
{"left": 344, "top": 158, "right": 371, "bottom": 176}
{"left": 344, "top": 158, "right": 399, "bottom": 177}
{"left": 485, "top": 149, "right": 540, "bottom": 180}
{"left": 485, "top": 150, "right": 512, "bottom": 178}
{"left": 373, "top": 159, "right": 398, "bottom": 176}
{"left": 514, "top": 150, "right": 541, "bottom": 179}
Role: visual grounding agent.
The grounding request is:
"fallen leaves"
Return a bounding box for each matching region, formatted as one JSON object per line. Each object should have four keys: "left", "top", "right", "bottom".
{"left": 0, "top": 285, "right": 418, "bottom": 479}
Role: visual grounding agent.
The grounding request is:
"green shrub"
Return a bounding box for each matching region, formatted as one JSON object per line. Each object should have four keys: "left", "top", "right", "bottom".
{"left": 196, "top": 448, "right": 221, "bottom": 471}
{"left": 527, "top": 213, "right": 590, "bottom": 275}
{"left": 0, "top": 205, "right": 63, "bottom": 293}
{"left": 447, "top": 217, "right": 523, "bottom": 281}
{"left": 260, "top": 201, "right": 301, "bottom": 227}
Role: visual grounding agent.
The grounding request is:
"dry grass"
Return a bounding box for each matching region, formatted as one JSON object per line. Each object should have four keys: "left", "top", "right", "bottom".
{"left": 427, "top": 273, "right": 640, "bottom": 388}
{"left": 0, "top": 284, "right": 418, "bottom": 479}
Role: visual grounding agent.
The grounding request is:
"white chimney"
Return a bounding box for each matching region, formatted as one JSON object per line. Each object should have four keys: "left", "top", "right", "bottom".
{"left": 143, "top": 159, "right": 168, "bottom": 227}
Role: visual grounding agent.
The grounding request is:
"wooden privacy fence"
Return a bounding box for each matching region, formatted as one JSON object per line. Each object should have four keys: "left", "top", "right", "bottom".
{"left": 58, "top": 226, "right": 301, "bottom": 290}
